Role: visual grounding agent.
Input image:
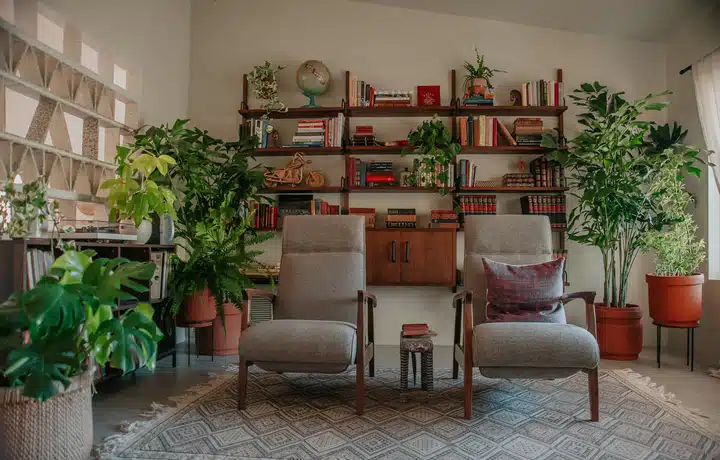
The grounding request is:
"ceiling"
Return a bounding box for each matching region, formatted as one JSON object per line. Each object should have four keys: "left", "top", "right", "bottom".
{"left": 349, "top": 0, "right": 716, "bottom": 42}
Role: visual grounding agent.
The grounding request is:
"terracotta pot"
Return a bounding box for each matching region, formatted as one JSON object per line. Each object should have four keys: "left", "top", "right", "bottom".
{"left": 196, "top": 302, "right": 245, "bottom": 356}
{"left": 0, "top": 374, "right": 93, "bottom": 460}
{"left": 595, "top": 303, "right": 643, "bottom": 360}
{"left": 469, "top": 77, "right": 488, "bottom": 95}
{"left": 179, "top": 288, "right": 217, "bottom": 327}
{"left": 646, "top": 273, "right": 704, "bottom": 327}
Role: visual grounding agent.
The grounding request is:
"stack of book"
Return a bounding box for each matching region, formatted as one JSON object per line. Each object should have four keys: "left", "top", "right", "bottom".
{"left": 502, "top": 173, "right": 534, "bottom": 187}
{"left": 287, "top": 115, "right": 345, "bottom": 148}
{"left": 458, "top": 116, "right": 515, "bottom": 147}
{"left": 277, "top": 194, "right": 313, "bottom": 229}
{"left": 251, "top": 203, "right": 278, "bottom": 230}
{"left": 553, "top": 249, "right": 568, "bottom": 260}
{"left": 387, "top": 208, "right": 416, "bottom": 228}
{"left": 514, "top": 118, "right": 544, "bottom": 146}
{"left": 529, "top": 156, "right": 566, "bottom": 187}
{"left": 457, "top": 159, "right": 480, "bottom": 187}
{"left": 402, "top": 323, "right": 437, "bottom": 338}
{"left": 351, "top": 125, "right": 380, "bottom": 146}
{"left": 346, "top": 157, "right": 397, "bottom": 187}
{"left": 25, "top": 248, "right": 54, "bottom": 289}
{"left": 520, "top": 195, "right": 567, "bottom": 229}
{"left": 310, "top": 199, "right": 340, "bottom": 216}
{"left": 520, "top": 80, "right": 564, "bottom": 106}
{"left": 149, "top": 250, "right": 174, "bottom": 301}
{"left": 348, "top": 74, "right": 413, "bottom": 107}
{"left": 458, "top": 196, "right": 497, "bottom": 216}
{"left": 348, "top": 207, "right": 376, "bottom": 228}
{"left": 462, "top": 92, "right": 494, "bottom": 106}
{"left": 430, "top": 210, "right": 459, "bottom": 229}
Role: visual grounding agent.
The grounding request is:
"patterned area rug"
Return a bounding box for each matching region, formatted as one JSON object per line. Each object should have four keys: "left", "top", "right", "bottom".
{"left": 96, "top": 368, "right": 720, "bottom": 459}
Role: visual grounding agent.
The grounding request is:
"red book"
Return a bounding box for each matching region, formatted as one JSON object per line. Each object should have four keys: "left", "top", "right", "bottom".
{"left": 366, "top": 173, "right": 396, "bottom": 183}
{"left": 493, "top": 118, "right": 498, "bottom": 147}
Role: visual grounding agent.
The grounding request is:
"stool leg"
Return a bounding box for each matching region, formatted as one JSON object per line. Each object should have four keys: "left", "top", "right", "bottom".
{"left": 411, "top": 352, "right": 417, "bottom": 386}
{"left": 400, "top": 349, "right": 409, "bottom": 391}
{"left": 426, "top": 351, "right": 434, "bottom": 392}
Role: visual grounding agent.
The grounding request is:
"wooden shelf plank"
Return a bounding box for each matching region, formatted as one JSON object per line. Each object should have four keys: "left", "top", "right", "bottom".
{"left": 459, "top": 186, "right": 568, "bottom": 193}
{"left": 260, "top": 186, "right": 344, "bottom": 193}
{"left": 458, "top": 227, "right": 567, "bottom": 233}
{"left": 348, "top": 186, "right": 453, "bottom": 193}
{"left": 460, "top": 146, "right": 547, "bottom": 155}
{"left": 253, "top": 147, "right": 342, "bottom": 156}
{"left": 457, "top": 106, "right": 567, "bottom": 116}
{"left": 239, "top": 107, "right": 344, "bottom": 119}
{"left": 348, "top": 106, "right": 455, "bottom": 117}
{"left": 345, "top": 146, "right": 406, "bottom": 155}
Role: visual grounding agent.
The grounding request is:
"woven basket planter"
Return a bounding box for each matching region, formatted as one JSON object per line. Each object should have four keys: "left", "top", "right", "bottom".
{"left": 0, "top": 373, "right": 93, "bottom": 460}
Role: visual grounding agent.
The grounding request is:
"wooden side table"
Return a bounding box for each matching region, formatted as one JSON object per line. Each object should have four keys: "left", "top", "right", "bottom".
{"left": 400, "top": 333, "right": 434, "bottom": 394}
{"left": 655, "top": 322, "right": 697, "bottom": 371}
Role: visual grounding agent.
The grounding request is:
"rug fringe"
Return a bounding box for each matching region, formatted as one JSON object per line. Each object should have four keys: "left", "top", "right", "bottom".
{"left": 92, "top": 373, "right": 233, "bottom": 459}
{"left": 612, "top": 368, "right": 719, "bottom": 432}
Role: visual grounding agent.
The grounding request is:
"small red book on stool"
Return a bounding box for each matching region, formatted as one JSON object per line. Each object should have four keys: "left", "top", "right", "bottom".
{"left": 402, "top": 323, "right": 438, "bottom": 338}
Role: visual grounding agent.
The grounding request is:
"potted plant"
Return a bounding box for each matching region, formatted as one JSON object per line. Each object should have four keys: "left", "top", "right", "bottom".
{"left": 4, "top": 179, "right": 48, "bottom": 238}
{"left": 463, "top": 47, "right": 506, "bottom": 95}
{"left": 101, "top": 123, "right": 179, "bottom": 244}
{"left": 402, "top": 117, "right": 460, "bottom": 195}
{"left": 543, "top": 82, "right": 692, "bottom": 360}
{"left": 167, "top": 196, "right": 272, "bottom": 333}
{"left": 0, "top": 249, "right": 162, "bottom": 460}
{"left": 644, "top": 124, "right": 707, "bottom": 327}
{"left": 247, "top": 61, "right": 287, "bottom": 116}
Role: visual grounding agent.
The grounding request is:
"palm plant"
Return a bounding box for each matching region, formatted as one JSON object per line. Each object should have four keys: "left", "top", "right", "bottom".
{"left": 0, "top": 250, "right": 162, "bottom": 401}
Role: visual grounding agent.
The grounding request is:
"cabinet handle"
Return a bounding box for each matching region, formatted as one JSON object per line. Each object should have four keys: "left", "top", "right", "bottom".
{"left": 391, "top": 240, "right": 396, "bottom": 263}
{"left": 404, "top": 241, "right": 409, "bottom": 263}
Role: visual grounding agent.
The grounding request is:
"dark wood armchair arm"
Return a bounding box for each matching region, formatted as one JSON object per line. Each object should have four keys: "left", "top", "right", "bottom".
{"left": 561, "top": 291, "right": 598, "bottom": 338}
{"left": 358, "top": 290, "right": 377, "bottom": 308}
{"left": 242, "top": 289, "right": 275, "bottom": 331}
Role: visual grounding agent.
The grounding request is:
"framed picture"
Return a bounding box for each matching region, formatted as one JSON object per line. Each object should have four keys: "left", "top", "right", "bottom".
{"left": 417, "top": 85, "right": 441, "bottom": 106}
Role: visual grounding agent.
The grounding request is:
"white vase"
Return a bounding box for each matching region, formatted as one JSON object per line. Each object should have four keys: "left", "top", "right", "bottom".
{"left": 135, "top": 220, "right": 153, "bottom": 244}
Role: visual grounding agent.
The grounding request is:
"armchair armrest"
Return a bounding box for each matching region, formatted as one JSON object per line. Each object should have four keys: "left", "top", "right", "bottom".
{"left": 358, "top": 290, "right": 377, "bottom": 308}
{"left": 242, "top": 289, "right": 275, "bottom": 331}
{"left": 561, "top": 291, "right": 597, "bottom": 338}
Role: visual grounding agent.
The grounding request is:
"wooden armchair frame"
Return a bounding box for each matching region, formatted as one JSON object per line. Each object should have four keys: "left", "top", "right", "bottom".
{"left": 237, "top": 288, "right": 377, "bottom": 416}
{"left": 452, "top": 290, "right": 599, "bottom": 421}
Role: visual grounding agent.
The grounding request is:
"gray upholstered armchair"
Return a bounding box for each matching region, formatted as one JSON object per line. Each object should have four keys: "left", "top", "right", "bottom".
{"left": 237, "top": 215, "right": 376, "bottom": 415}
{"left": 453, "top": 215, "right": 600, "bottom": 420}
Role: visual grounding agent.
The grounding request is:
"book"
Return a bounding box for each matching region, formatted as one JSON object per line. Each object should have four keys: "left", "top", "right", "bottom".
{"left": 386, "top": 215, "right": 417, "bottom": 222}
{"left": 387, "top": 208, "right": 416, "bottom": 215}
{"left": 150, "top": 251, "right": 164, "bottom": 300}
{"left": 387, "top": 221, "right": 417, "bottom": 228}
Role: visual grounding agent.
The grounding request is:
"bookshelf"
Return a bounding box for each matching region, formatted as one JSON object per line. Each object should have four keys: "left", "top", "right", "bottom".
{"left": 239, "top": 68, "right": 569, "bottom": 287}
{"left": 0, "top": 239, "right": 178, "bottom": 383}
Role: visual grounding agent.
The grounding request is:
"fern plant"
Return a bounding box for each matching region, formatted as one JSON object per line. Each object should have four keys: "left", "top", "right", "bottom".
{"left": 463, "top": 47, "right": 506, "bottom": 89}
{"left": 0, "top": 250, "right": 162, "bottom": 401}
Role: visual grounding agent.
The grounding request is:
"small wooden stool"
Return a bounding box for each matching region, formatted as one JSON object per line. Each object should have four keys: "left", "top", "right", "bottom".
{"left": 400, "top": 333, "right": 434, "bottom": 394}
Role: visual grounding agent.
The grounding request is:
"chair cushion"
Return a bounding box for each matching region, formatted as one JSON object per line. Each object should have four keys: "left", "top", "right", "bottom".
{"left": 238, "top": 320, "right": 357, "bottom": 373}
{"left": 472, "top": 322, "right": 599, "bottom": 369}
{"left": 483, "top": 257, "right": 566, "bottom": 323}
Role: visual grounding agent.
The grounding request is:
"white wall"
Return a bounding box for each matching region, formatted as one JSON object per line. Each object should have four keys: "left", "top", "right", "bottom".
{"left": 40, "top": 0, "right": 191, "bottom": 126}
{"left": 665, "top": 4, "right": 720, "bottom": 368}
{"left": 188, "top": 0, "right": 668, "bottom": 346}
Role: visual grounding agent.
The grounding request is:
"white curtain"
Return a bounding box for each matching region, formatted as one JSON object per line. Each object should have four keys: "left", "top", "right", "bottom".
{"left": 693, "top": 48, "right": 720, "bottom": 191}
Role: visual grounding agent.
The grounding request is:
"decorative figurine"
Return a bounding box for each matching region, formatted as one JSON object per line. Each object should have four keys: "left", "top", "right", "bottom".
{"left": 263, "top": 152, "right": 325, "bottom": 188}
{"left": 510, "top": 89, "right": 523, "bottom": 106}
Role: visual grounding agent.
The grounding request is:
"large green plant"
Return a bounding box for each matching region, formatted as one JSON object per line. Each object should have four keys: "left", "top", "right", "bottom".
{"left": 643, "top": 125, "right": 706, "bottom": 276}
{"left": 542, "top": 83, "right": 704, "bottom": 307}
{"left": 167, "top": 195, "right": 272, "bottom": 324}
{"left": 402, "top": 117, "right": 460, "bottom": 194}
{"left": 463, "top": 47, "right": 506, "bottom": 89}
{"left": 101, "top": 123, "right": 179, "bottom": 226}
{"left": 0, "top": 250, "right": 163, "bottom": 401}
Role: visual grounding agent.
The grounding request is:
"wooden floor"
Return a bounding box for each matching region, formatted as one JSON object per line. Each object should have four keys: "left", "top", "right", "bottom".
{"left": 92, "top": 344, "right": 720, "bottom": 444}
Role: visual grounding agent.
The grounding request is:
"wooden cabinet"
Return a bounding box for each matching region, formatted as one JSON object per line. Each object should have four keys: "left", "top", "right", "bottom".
{"left": 366, "top": 229, "right": 456, "bottom": 287}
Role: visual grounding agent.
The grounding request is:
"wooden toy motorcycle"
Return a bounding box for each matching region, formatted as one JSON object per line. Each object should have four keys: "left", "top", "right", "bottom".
{"left": 264, "top": 152, "right": 325, "bottom": 188}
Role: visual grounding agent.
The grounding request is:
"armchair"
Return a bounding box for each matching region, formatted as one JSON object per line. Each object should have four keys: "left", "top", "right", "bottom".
{"left": 453, "top": 215, "right": 600, "bottom": 420}
{"left": 237, "top": 216, "right": 377, "bottom": 415}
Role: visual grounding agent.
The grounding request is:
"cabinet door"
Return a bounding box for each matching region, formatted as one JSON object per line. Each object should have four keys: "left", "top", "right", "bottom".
{"left": 366, "top": 230, "right": 402, "bottom": 285}
{"left": 401, "top": 230, "right": 456, "bottom": 286}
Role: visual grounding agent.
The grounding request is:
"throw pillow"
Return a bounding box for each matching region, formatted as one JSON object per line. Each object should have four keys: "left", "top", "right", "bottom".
{"left": 482, "top": 257, "right": 566, "bottom": 323}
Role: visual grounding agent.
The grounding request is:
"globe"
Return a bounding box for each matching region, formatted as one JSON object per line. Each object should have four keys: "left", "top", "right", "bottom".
{"left": 296, "top": 60, "right": 331, "bottom": 108}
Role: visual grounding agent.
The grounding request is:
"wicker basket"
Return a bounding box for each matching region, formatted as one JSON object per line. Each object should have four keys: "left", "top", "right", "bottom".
{"left": 0, "top": 374, "right": 93, "bottom": 460}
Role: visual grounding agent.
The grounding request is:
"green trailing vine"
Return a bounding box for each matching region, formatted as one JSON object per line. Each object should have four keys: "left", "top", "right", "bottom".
{"left": 402, "top": 117, "right": 460, "bottom": 195}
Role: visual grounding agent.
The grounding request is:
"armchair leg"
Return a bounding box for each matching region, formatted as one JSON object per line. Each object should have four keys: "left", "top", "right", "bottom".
{"left": 463, "top": 362, "right": 473, "bottom": 419}
{"left": 369, "top": 356, "right": 375, "bottom": 378}
{"left": 237, "top": 359, "right": 248, "bottom": 410}
{"left": 588, "top": 367, "right": 599, "bottom": 422}
{"left": 356, "top": 363, "right": 365, "bottom": 415}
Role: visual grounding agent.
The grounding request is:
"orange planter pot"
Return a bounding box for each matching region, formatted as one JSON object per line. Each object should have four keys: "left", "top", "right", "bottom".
{"left": 196, "top": 302, "right": 245, "bottom": 356}
{"left": 596, "top": 304, "right": 643, "bottom": 360}
{"left": 646, "top": 273, "right": 704, "bottom": 327}
{"left": 179, "top": 288, "right": 217, "bottom": 327}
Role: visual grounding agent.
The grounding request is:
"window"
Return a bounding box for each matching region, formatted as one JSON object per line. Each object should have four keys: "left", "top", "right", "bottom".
{"left": 113, "top": 64, "right": 127, "bottom": 89}
{"left": 80, "top": 42, "right": 98, "bottom": 73}
{"left": 36, "top": 13, "right": 63, "bottom": 52}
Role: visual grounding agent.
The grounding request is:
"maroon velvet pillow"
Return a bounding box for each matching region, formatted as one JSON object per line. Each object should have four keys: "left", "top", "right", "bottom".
{"left": 482, "top": 257, "right": 566, "bottom": 323}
